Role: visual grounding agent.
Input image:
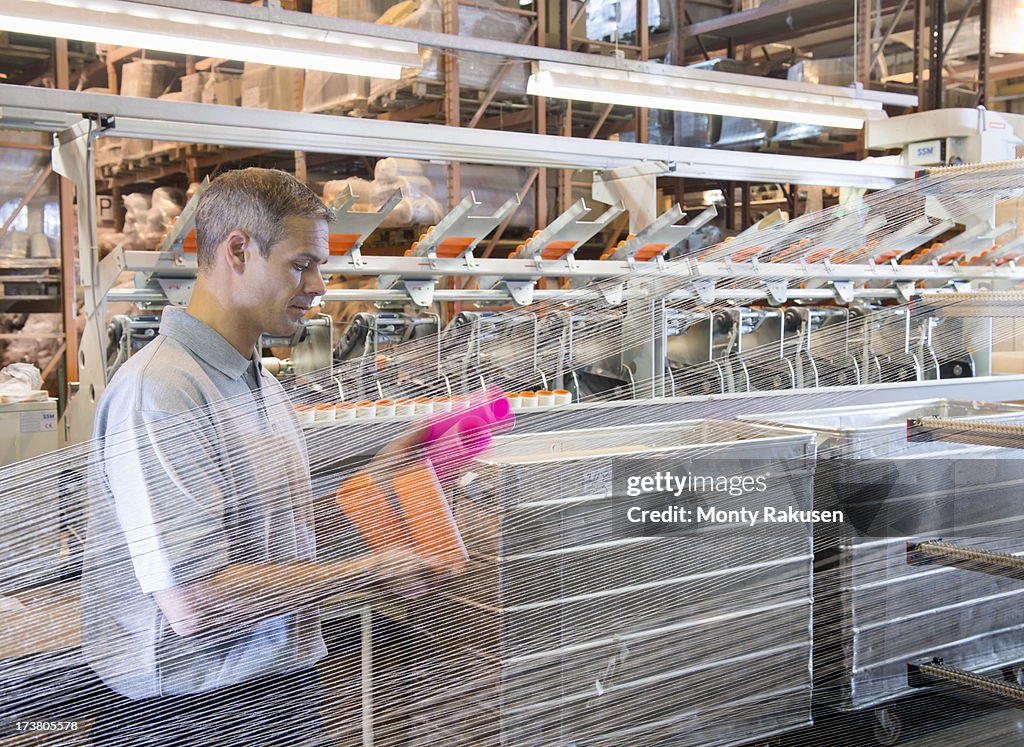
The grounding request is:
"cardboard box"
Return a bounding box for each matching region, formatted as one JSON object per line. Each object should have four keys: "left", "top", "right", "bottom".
{"left": 313, "top": 0, "right": 383, "bottom": 21}
{"left": 241, "top": 64, "right": 303, "bottom": 111}
{"left": 180, "top": 72, "right": 211, "bottom": 103}
{"left": 120, "top": 60, "right": 176, "bottom": 98}
{"left": 996, "top": 196, "right": 1024, "bottom": 240}
{"left": 993, "top": 350, "right": 1024, "bottom": 373}
{"left": 201, "top": 74, "right": 242, "bottom": 106}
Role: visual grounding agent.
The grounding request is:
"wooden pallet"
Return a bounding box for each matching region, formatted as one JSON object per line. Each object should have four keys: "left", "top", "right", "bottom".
{"left": 105, "top": 141, "right": 213, "bottom": 175}
{"left": 367, "top": 78, "right": 446, "bottom": 115}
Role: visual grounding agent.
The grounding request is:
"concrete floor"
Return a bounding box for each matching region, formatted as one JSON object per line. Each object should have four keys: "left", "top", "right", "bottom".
{"left": 901, "top": 705, "right": 1024, "bottom": 746}
{"left": 776, "top": 693, "right": 1024, "bottom": 746}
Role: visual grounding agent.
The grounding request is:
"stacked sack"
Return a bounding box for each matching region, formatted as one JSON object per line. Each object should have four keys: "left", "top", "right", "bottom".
{"left": 117, "top": 193, "right": 152, "bottom": 251}
{"left": 107, "top": 187, "right": 185, "bottom": 251}
{"left": 322, "top": 177, "right": 375, "bottom": 210}
{"left": 2, "top": 313, "right": 62, "bottom": 371}
{"left": 149, "top": 187, "right": 184, "bottom": 238}
{"left": 372, "top": 158, "right": 445, "bottom": 228}
{"left": 324, "top": 158, "right": 532, "bottom": 229}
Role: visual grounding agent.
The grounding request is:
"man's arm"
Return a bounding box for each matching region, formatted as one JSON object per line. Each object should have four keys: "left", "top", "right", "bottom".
{"left": 104, "top": 403, "right": 442, "bottom": 638}
{"left": 153, "top": 549, "right": 442, "bottom": 637}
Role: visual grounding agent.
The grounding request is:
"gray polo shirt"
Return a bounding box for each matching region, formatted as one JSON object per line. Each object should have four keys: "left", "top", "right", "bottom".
{"left": 81, "top": 306, "right": 327, "bottom": 699}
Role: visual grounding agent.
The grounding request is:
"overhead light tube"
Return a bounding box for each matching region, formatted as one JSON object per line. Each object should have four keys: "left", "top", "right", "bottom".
{"left": 527, "top": 61, "right": 887, "bottom": 130}
{"left": 0, "top": 0, "right": 421, "bottom": 79}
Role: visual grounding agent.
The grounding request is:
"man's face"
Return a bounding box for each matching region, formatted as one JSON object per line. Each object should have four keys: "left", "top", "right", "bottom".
{"left": 244, "top": 214, "right": 329, "bottom": 338}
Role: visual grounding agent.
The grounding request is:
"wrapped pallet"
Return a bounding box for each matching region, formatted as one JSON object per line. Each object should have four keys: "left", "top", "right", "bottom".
{"left": 117, "top": 192, "right": 151, "bottom": 251}
{"left": 241, "top": 64, "right": 303, "bottom": 111}
{"left": 309, "top": 0, "right": 390, "bottom": 114}
{"left": 369, "top": 0, "right": 530, "bottom": 103}
{"left": 302, "top": 71, "right": 367, "bottom": 114}
{"left": 402, "top": 421, "right": 817, "bottom": 747}
{"left": 742, "top": 399, "right": 1024, "bottom": 711}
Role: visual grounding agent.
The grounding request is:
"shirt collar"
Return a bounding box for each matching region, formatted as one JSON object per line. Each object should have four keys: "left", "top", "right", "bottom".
{"left": 159, "top": 306, "right": 255, "bottom": 380}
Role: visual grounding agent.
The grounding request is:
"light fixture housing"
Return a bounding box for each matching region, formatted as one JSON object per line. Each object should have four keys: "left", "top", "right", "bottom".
{"left": 527, "top": 61, "right": 889, "bottom": 130}
{"left": 0, "top": 0, "right": 422, "bottom": 79}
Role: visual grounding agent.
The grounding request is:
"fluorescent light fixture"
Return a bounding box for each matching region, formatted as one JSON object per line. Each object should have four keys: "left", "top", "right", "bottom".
{"left": 528, "top": 61, "right": 887, "bottom": 130}
{"left": 0, "top": 0, "right": 421, "bottom": 79}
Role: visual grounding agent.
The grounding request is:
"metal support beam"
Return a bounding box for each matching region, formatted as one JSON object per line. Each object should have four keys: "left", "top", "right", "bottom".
{"left": 941, "top": 0, "right": 977, "bottom": 61}
{"left": 930, "top": 0, "right": 945, "bottom": 110}
{"left": 55, "top": 39, "right": 79, "bottom": 397}
{"left": 559, "top": 102, "right": 573, "bottom": 213}
{"left": 871, "top": 0, "right": 911, "bottom": 73}
{"left": 978, "top": 0, "right": 990, "bottom": 107}
{"left": 444, "top": 0, "right": 460, "bottom": 210}
{"left": 636, "top": 0, "right": 650, "bottom": 145}
{"left": 856, "top": 0, "right": 873, "bottom": 88}
{"left": 121, "top": 248, "right": 1024, "bottom": 284}
{"left": 0, "top": 164, "right": 51, "bottom": 243}
{"left": 533, "top": 98, "right": 548, "bottom": 226}
{"left": 723, "top": 181, "right": 735, "bottom": 231}
{"left": 468, "top": 20, "right": 537, "bottom": 128}
{"left": 0, "top": 85, "right": 916, "bottom": 189}
{"left": 915, "top": 0, "right": 927, "bottom": 109}
{"left": 670, "top": 0, "right": 687, "bottom": 64}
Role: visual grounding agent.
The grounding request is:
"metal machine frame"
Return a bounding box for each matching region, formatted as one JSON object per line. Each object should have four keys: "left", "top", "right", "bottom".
{"left": 3, "top": 85, "right": 1024, "bottom": 444}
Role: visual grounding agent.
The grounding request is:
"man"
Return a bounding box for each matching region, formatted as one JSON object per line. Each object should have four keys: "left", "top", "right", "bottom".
{"left": 81, "top": 168, "right": 435, "bottom": 746}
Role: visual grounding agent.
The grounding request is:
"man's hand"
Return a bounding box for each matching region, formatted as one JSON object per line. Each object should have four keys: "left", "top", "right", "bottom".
{"left": 371, "top": 548, "right": 451, "bottom": 600}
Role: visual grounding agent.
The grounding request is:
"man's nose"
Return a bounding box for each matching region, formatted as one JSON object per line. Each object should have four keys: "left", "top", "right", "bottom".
{"left": 306, "top": 268, "right": 327, "bottom": 296}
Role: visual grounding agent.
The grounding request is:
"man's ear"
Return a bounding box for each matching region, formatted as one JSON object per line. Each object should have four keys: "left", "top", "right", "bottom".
{"left": 224, "top": 230, "right": 250, "bottom": 274}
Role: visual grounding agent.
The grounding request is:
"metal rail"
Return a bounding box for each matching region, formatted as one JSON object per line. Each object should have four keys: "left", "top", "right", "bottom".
{"left": 907, "top": 417, "right": 1024, "bottom": 449}
{"left": 0, "top": 85, "right": 915, "bottom": 189}
{"left": 908, "top": 658, "right": 1024, "bottom": 707}
{"left": 115, "top": 246, "right": 1024, "bottom": 306}
{"left": 907, "top": 540, "right": 1024, "bottom": 582}
{"left": 920, "top": 291, "right": 1024, "bottom": 318}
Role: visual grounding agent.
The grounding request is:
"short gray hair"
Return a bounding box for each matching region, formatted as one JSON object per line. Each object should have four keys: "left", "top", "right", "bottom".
{"left": 194, "top": 168, "right": 333, "bottom": 270}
